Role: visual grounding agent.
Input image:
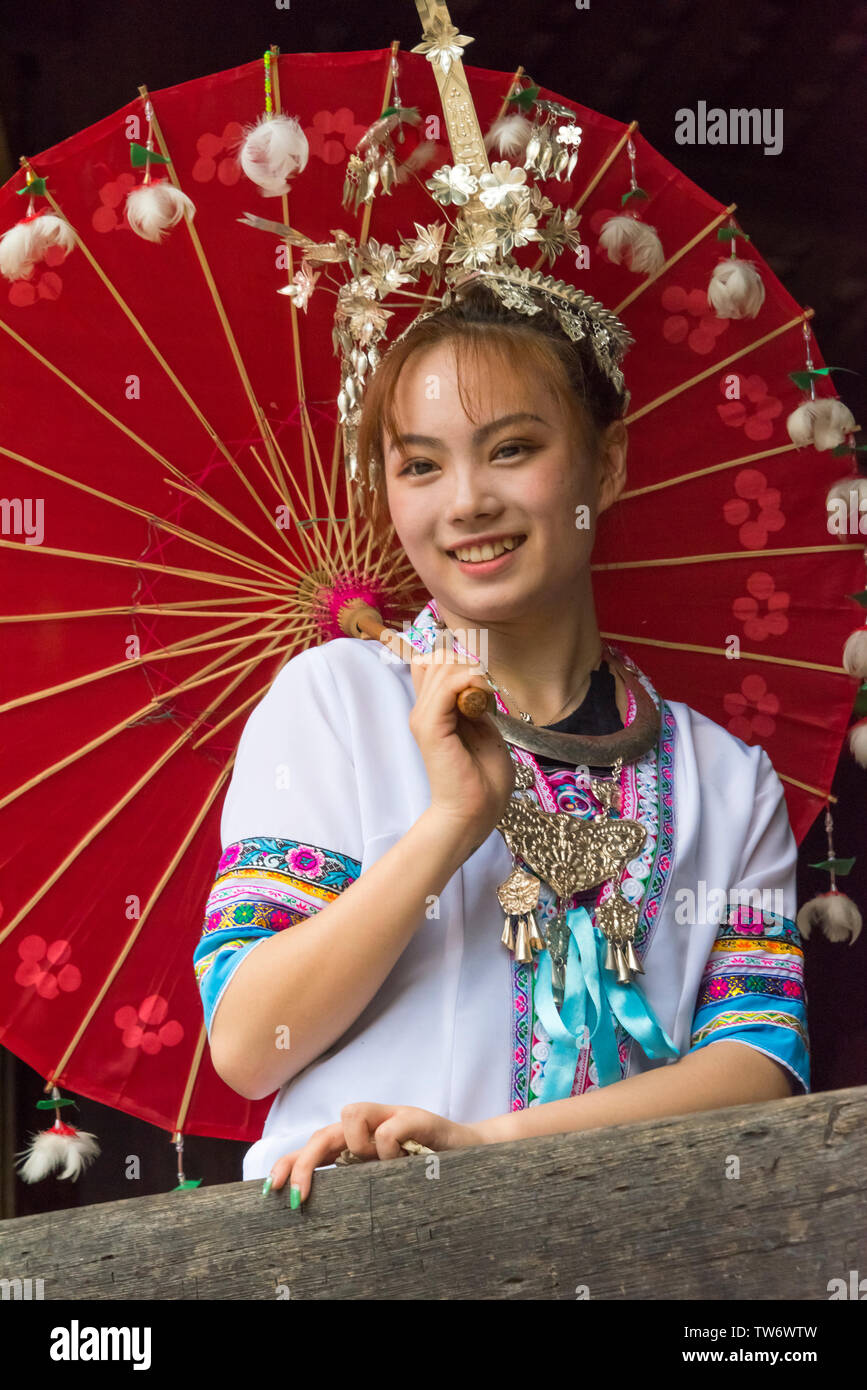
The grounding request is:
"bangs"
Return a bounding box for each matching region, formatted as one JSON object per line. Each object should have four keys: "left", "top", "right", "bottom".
{"left": 379, "top": 329, "right": 585, "bottom": 461}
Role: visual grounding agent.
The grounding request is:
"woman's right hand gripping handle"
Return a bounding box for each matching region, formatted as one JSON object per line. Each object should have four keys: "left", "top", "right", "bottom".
{"left": 408, "top": 641, "right": 516, "bottom": 849}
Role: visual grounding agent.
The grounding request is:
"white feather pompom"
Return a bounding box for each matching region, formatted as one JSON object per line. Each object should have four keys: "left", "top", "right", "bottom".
{"left": 238, "top": 113, "right": 309, "bottom": 196}
{"left": 15, "top": 1122, "right": 101, "bottom": 1183}
{"left": 848, "top": 718, "right": 867, "bottom": 768}
{"left": 707, "top": 257, "right": 765, "bottom": 319}
{"left": 125, "top": 181, "right": 196, "bottom": 243}
{"left": 787, "top": 397, "right": 858, "bottom": 451}
{"left": 0, "top": 213, "right": 75, "bottom": 281}
{"left": 797, "top": 890, "right": 862, "bottom": 945}
{"left": 843, "top": 628, "right": 867, "bottom": 678}
{"left": 484, "top": 113, "right": 534, "bottom": 159}
{"left": 598, "top": 215, "right": 665, "bottom": 276}
{"left": 393, "top": 139, "right": 441, "bottom": 185}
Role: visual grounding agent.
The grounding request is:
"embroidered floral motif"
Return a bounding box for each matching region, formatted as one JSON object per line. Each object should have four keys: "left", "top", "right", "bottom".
{"left": 193, "top": 836, "right": 362, "bottom": 1009}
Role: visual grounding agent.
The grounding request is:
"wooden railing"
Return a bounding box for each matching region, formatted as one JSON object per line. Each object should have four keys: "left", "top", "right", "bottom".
{"left": 1, "top": 1084, "right": 866, "bottom": 1299}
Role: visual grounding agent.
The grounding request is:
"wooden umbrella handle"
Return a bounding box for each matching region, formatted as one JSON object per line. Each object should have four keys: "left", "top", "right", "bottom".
{"left": 337, "top": 600, "right": 493, "bottom": 719}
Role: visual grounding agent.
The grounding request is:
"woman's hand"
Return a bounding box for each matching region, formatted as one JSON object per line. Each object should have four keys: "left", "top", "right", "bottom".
{"left": 407, "top": 636, "right": 515, "bottom": 842}
{"left": 264, "top": 1101, "right": 485, "bottom": 1205}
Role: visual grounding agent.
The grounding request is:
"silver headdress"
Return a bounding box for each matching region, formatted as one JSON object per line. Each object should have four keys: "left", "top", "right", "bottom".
{"left": 239, "top": 0, "right": 634, "bottom": 494}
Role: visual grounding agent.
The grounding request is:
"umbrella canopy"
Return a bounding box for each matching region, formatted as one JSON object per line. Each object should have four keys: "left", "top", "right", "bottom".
{"left": 0, "top": 19, "right": 862, "bottom": 1152}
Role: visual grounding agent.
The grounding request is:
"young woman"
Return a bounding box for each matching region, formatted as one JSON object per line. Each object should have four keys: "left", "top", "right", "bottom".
{"left": 193, "top": 283, "right": 808, "bottom": 1206}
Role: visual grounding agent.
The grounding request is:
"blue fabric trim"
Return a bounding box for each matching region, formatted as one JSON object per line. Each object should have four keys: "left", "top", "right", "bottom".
{"left": 689, "top": 1027, "right": 809, "bottom": 1095}
{"left": 198, "top": 935, "right": 270, "bottom": 1042}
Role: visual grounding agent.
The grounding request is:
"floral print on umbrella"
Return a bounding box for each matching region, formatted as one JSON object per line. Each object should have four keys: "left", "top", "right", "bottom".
{"left": 192, "top": 123, "right": 245, "bottom": 184}
{"left": 661, "top": 285, "right": 729, "bottom": 355}
{"left": 723, "top": 673, "right": 780, "bottom": 742}
{"left": 717, "top": 373, "right": 783, "bottom": 441}
{"left": 304, "top": 108, "right": 369, "bottom": 164}
{"left": 723, "top": 468, "right": 786, "bottom": 550}
{"left": 92, "top": 171, "right": 138, "bottom": 233}
{"left": 114, "top": 994, "right": 184, "bottom": 1053}
{"left": 15, "top": 935, "right": 81, "bottom": 997}
{"left": 732, "top": 571, "right": 790, "bottom": 639}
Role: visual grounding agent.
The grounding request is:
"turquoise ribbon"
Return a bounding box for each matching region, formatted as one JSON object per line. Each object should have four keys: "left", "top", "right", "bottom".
{"left": 532, "top": 905, "right": 680, "bottom": 1100}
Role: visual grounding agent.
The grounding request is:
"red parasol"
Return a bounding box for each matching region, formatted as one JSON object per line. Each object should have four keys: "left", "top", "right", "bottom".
{"left": 0, "top": 11, "right": 863, "bottom": 1181}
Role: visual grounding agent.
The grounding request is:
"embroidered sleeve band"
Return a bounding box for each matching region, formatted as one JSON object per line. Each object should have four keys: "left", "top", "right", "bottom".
{"left": 192, "top": 835, "right": 362, "bottom": 1039}
{"left": 687, "top": 906, "right": 809, "bottom": 1094}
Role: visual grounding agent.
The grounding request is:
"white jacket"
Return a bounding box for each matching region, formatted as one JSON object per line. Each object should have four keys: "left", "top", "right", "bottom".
{"left": 194, "top": 601, "right": 808, "bottom": 1181}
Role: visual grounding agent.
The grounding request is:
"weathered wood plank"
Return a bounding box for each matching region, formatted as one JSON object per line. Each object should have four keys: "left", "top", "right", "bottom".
{"left": 2, "top": 1086, "right": 866, "bottom": 1300}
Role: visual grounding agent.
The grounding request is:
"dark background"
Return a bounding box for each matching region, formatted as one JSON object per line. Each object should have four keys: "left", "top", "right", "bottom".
{"left": 1, "top": 0, "right": 865, "bottom": 1219}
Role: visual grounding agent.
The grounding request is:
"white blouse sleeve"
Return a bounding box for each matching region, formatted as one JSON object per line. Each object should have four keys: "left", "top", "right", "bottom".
{"left": 192, "top": 645, "right": 363, "bottom": 1042}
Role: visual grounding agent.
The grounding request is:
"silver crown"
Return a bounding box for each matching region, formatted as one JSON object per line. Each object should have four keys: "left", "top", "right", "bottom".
{"left": 239, "top": 2, "right": 635, "bottom": 493}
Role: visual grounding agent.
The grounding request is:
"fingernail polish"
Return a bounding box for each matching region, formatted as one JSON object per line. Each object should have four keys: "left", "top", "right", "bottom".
{"left": 261, "top": 1175, "right": 273, "bottom": 1196}
{"left": 289, "top": 1184, "right": 301, "bottom": 1209}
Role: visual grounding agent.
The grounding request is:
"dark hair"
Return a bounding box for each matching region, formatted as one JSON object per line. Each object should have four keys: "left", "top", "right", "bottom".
{"left": 355, "top": 279, "right": 629, "bottom": 540}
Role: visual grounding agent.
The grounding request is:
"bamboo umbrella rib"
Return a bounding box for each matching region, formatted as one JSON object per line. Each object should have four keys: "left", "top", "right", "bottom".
{"left": 376, "top": 541, "right": 418, "bottom": 590}
{"left": 592, "top": 542, "right": 864, "bottom": 570}
{"left": 0, "top": 601, "right": 293, "bottom": 624}
{"left": 244, "top": 446, "right": 330, "bottom": 578}
{"left": 21, "top": 159, "right": 295, "bottom": 524}
{"left": 177, "top": 614, "right": 305, "bottom": 751}
{"left": 358, "top": 42, "right": 399, "bottom": 252}
{"left": 599, "top": 632, "right": 849, "bottom": 676}
{"left": 618, "top": 442, "right": 800, "bottom": 500}
{"left": 777, "top": 772, "right": 838, "bottom": 803}
{"left": 0, "top": 615, "right": 293, "bottom": 810}
{"left": 259, "top": 418, "right": 351, "bottom": 576}
{"left": 270, "top": 406, "right": 352, "bottom": 576}
{"left": 249, "top": 433, "right": 335, "bottom": 575}
{"left": 174, "top": 1021, "right": 210, "bottom": 1138}
{"left": 42, "top": 753, "right": 236, "bottom": 1092}
{"left": 191, "top": 676, "right": 279, "bottom": 749}
{"left": 136, "top": 93, "right": 295, "bottom": 504}
{"left": 264, "top": 48, "right": 316, "bottom": 517}
{"left": 173, "top": 620, "right": 312, "bottom": 741}
{"left": 345, "top": 40, "right": 403, "bottom": 575}
{"left": 530, "top": 121, "right": 639, "bottom": 277}
{"left": 614, "top": 203, "right": 737, "bottom": 317}
{"left": 165, "top": 472, "right": 311, "bottom": 587}
{"left": 0, "top": 613, "right": 280, "bottom": 716}
{"left": 326, "top": 40, "right": 403, "bottom": 538}
{"left": 600, "top": 635, "right": 842, "bottom": 805}
{"left": 148, "top": 632, "right": 299, "bottom": 713}
{"left": 0, "top": 536, "right": 286, "bottom": 596}
{"left": 0, "top": 443, "right": 299, "bottom": 588}
{"left": 0, "top": 321, "right": 299, "bottom": 577}
{"left": 34, "top": 623, "right": 294, "bottom": 1085}
{"left": 0, "top": 630, "right": 299, "bottom": 947}
{"left": 363, "top": 495, "right": 376, "bottom": 576}
{"left": 192, "top": 624, "right": 318, "bottom": 749}
{"left": 625, "top": 310, "right": 814, "bottom": 427}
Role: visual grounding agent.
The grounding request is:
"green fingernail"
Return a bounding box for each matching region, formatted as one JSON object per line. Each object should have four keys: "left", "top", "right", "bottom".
{"left": 261, "top": 1175, "right": 273, "bottom": 1196}
{"left": 289, "top": 1184, "right": 301, "bottom": 1209}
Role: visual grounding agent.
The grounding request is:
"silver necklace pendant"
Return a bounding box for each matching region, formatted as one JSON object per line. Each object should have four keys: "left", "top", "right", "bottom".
{"left": 497, "top": 755, "right": 647, "bottom": 986}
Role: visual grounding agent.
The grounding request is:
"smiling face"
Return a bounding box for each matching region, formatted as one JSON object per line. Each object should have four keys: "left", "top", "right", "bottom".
{"left": 382, "top": 338, "right": 625, "bottom": 622}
